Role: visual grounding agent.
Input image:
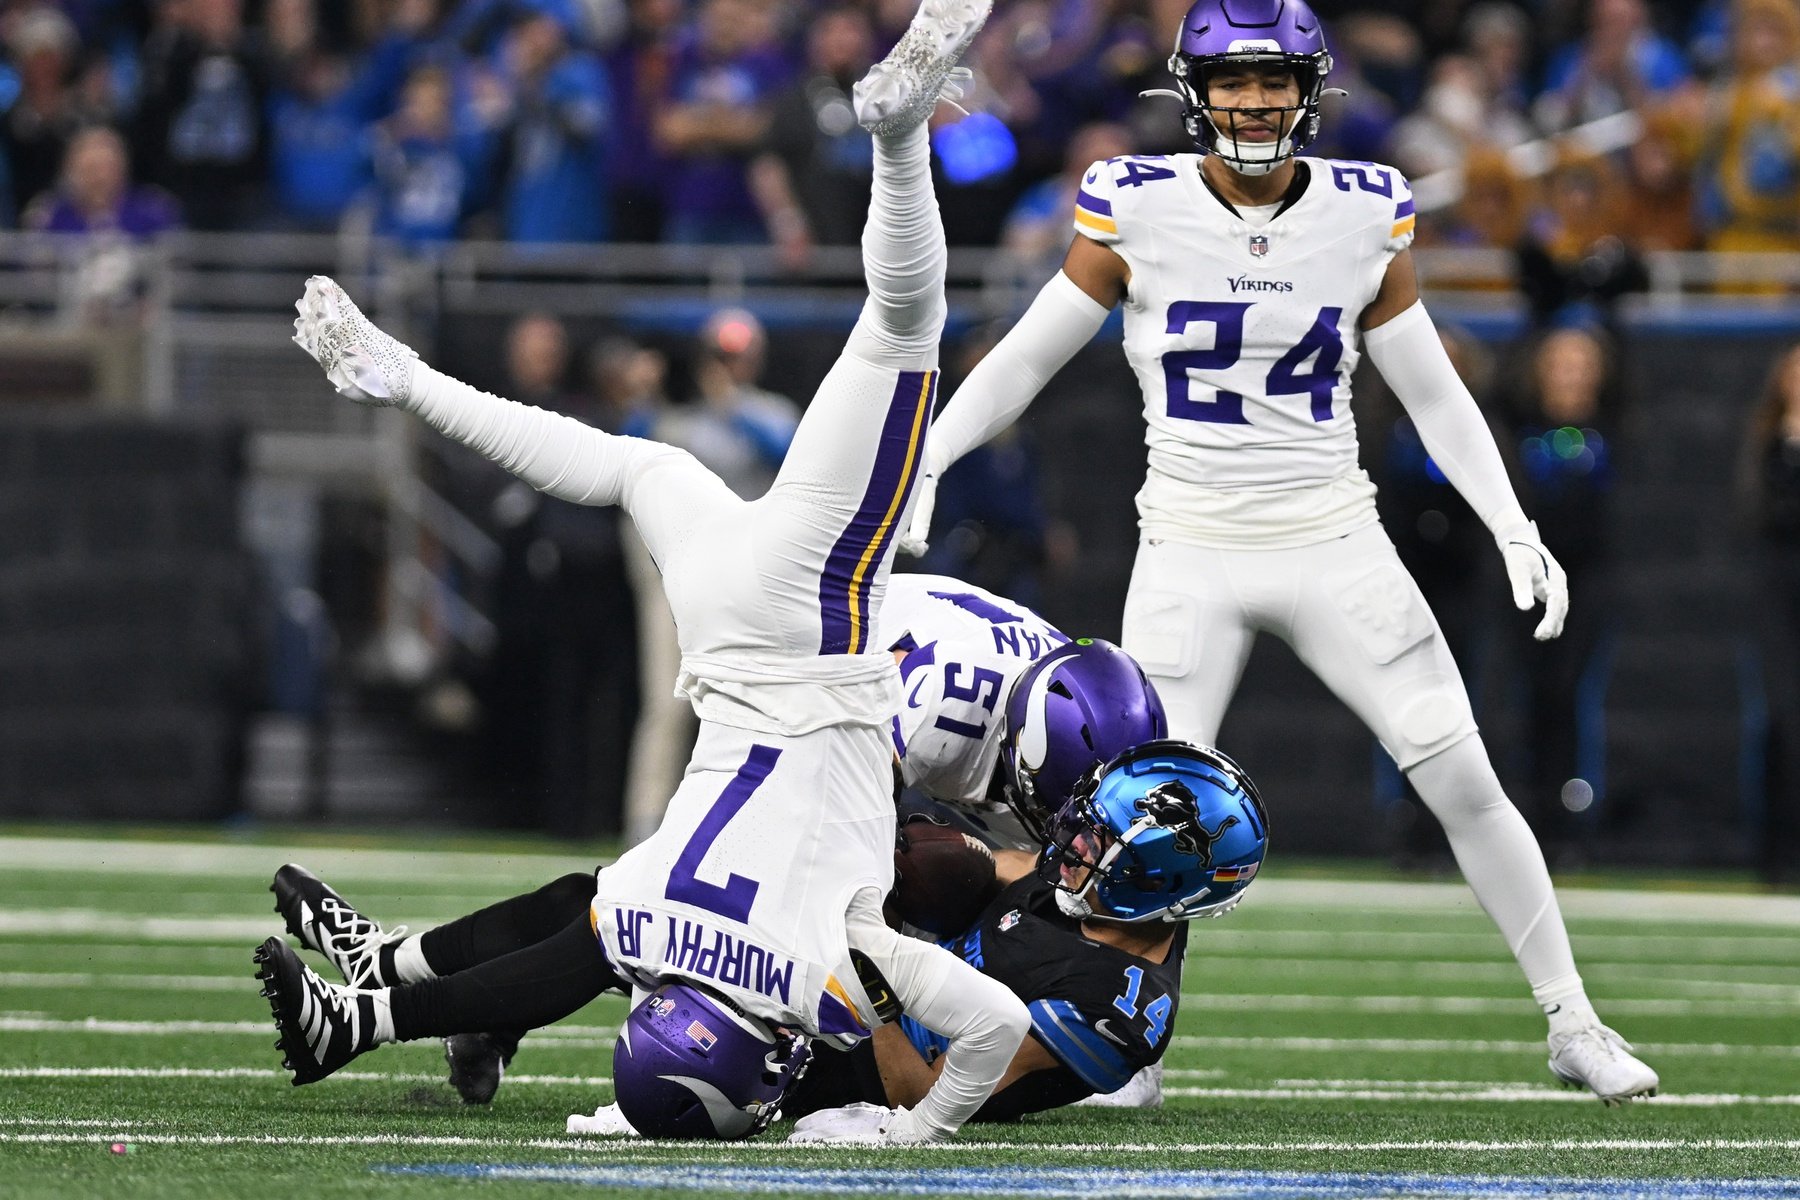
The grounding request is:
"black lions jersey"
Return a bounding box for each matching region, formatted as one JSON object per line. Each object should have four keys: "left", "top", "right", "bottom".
{"left": 916, "top": 873, "right": 1187, "bottom": 1118}
{"left": 784, "top": 874, "right": 1187, "bottom": 1122}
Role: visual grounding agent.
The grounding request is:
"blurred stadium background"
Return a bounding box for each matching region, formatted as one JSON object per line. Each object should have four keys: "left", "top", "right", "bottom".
{"left": 1, "top": 0, "right": 1797, "bottom": 883}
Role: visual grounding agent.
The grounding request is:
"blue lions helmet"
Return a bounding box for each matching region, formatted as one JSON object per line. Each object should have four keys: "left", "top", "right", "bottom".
{"left": 1043, "top": 739, "right": 1268, "bottom": 922}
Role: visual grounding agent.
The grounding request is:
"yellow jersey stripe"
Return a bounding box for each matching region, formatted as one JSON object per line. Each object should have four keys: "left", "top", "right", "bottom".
{"left": 844, "top": 371, "right": 933, "bottom": 655}
{"left": 1074, "top": 208, "right": 1118, "bottom": 235}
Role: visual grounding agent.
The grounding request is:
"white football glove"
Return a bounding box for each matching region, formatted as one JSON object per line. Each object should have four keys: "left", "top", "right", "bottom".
{"left": 1497, "top": 520, "right": 1568, "bottom": 641}
{"left": 565, "top": 1102, "right": 639, "bottom": 1137}
{"left": 787, "top": 1101, "right": 930, "bottom": 1145}
{"left": 291, "top": 274, "right": 419, "bottom": 407}
{"left": 897, "top": 445, "right": 948, "bottom": 558}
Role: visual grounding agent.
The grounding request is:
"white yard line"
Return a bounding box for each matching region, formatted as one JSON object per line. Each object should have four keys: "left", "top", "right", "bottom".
{"left": 8, "top": 969, "right": 1793, "bottom": 1016}
{"left": 0, "top": 837, "right": 595, "bottom": 885}
{"left": 1161, "top": 1086, "right": 1800, "bottom": 1106}
{"left": 1178, "top": 993, "right": 1800, "bottom": 1017}
{"left": 0, "top": 1118, "right": 166, "bottom": 1127}
{"left": 0, "top": 972, "right": 255, "bottom": 992}
{"left": 5, "top": 910, "right": 1797, "bottom": 967}
{"left": 5, "top": 836, "right": 1797, "bottom": 924}
{"left": 7, "top": 1015, "right": 1799, "bottom": 1060}
{"left": 5, "top": 1131, "right": 1800, "bottom": 1154}
{"left": 24, "top": 1067, "right": 1786, "bottom": 1106}
{"left": 1192, "top": 929, "right": 1800, "bottom": 960}
{"left": 0, "top": 1065, "right": 609, "bottom": 1085}
{"left": 1169, "top": 1034, "right": 1800, "bottom": 1057}
{"left": 1202, "top": 959, "right": 1800, "bottom": 990}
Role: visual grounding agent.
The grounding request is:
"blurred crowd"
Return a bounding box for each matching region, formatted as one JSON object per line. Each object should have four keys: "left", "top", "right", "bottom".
{"left": 0, "top": 0, "right": 1796, "bottom": 262}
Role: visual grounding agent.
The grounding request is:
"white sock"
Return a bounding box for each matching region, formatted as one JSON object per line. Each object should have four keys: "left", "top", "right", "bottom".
{"left": 1406, "top": 735, "right": 1594, "bottom": 1033}
{"left": 1541, "top": 993, "right": 1600, "bottom": 1038}
{"left": 846, "top": 123, "right": 946, "bottom": 371}
{"left": 368, "top": 989, "right": 396, "bottom": 1046}
{"left": 391, "top": 935, "right": 437, "bottom": 984}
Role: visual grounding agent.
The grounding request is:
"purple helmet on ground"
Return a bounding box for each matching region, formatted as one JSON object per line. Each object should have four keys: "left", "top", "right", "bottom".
{"left": 612, "top": 983, "right": 810, "bottom": 1140}
{"left": 1000, "top": 638, "right": 1169, "bottom": 841}
{"left": 1162, "top": 0, "right": 1334, "bottom": 175}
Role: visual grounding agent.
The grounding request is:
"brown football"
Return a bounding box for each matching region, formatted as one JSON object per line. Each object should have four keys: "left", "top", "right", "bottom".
{"left": 892, "top": 818, "right": 1001, "bottom": 936}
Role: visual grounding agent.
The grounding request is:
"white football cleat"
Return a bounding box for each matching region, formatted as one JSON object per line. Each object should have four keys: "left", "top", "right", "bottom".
{"left": 292, "top": 275, "right": 419, "bottom": 407}
{"left": 1072, "top": 1060, "right": 1164, "bottom": 1109}
{"left": 852, "top": 0, "right": 991, "bottom": 135}
{"left": 566, "top": 1102, "right": 639, "bottom": 1136}
{"left": 1548, "top": 1023, "right": 1659, "bottom": 1105}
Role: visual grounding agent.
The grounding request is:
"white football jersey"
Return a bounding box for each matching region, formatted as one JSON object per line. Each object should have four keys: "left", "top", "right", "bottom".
{"left": 873, "top": 575, "right": 1068, "bottom": 805}
{"left": 1074, "top": 154, "right": 1414, "bottom": 544}
{"left": 591, "top": 721, "right": 892, "bottom": 1049}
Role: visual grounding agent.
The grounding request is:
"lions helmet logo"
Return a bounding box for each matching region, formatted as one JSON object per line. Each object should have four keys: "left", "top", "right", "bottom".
{"left": 1135, "top": 780, "right": 1238, "bottom": 868}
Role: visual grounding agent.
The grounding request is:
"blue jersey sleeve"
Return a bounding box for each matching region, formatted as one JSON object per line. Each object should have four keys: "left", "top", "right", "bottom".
{"left": 1026, "top": 997, "right": 1136, "bottom": 1094}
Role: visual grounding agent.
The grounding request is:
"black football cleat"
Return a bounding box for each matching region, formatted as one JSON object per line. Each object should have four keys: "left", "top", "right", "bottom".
{"left": 271, "top": 863, "right": 402, "bottom": 988}
{"left": 254, "top": 935, "right": 377, "bottom": 1085}
{"left": 444, "top": 1031, "right": 523, "bottom": 1105}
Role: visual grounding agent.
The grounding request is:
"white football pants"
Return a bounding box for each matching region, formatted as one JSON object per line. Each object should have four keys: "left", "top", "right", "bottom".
{"left": 1123, "top": 524, "right": 1584, "bottom": 1006}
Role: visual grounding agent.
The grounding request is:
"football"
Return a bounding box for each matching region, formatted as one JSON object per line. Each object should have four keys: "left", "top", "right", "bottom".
{"left": 891, "top": 816, "right": 1001, "bottom": 936}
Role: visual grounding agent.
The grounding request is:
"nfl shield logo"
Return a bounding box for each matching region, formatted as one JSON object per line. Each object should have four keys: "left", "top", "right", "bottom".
{"left": 1249, "top": 235, "right": 1269, "bottom": 258}
{"left": 999, "top": 909, "right": 1022, "bottom": 932}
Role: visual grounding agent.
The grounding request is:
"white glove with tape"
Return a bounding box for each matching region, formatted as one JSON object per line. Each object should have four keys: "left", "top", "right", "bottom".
{"left": 897, "top": 444, "right": 948, "bottom": 558}
{"left": 1497, "top": 520, "right": 1568, "bottom": 641}
{"left": 787, "top": 1101, "right": 931, "bottom": 1145}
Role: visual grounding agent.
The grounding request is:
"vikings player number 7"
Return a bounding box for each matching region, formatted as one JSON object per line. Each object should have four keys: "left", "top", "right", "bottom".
{"left": 662, "top": 746, "right": 779, "bottom": 923}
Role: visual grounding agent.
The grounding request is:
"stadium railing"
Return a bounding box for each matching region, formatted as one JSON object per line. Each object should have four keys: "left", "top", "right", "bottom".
{"left": 1, "top": 229, "right": 1794, "bottom": 689}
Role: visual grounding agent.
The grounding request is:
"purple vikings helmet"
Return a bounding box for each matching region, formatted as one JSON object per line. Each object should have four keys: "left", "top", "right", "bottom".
{"left": 1158, "top": 0, "right": 1335, "bottom": 175}
{"left": 1001, "top": 638, "right": 1169, "bottom": 841}
{"left": 1044, "top": 739, "right": 1268, "bottom": 922}
{"left": 612, "top": 983, "right": 810, "bottom": 1140}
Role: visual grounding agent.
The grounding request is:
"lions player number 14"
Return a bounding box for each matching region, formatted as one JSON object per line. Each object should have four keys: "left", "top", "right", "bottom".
{"left": 1111, "top": 965, "right": 1173, "bottom": 1049}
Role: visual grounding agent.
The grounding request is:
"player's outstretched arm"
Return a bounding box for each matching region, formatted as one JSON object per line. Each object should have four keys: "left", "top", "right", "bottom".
{"left": 862, "top": 1016, "right": 1061, "bottom": 1112}
{"left": 292, "top": 275, "right": 684, "bottom": 510}
{"left": 789, "top": 889, "right": 1028, "bottom": 1144}
{"left": 1360, "top": 253, "right": 1569, "bottom": 640}
{"left": 898, "top": 235, "right": 1122, "bottom": 556}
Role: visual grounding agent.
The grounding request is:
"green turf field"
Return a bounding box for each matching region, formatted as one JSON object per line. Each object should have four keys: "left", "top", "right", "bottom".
{"left": 2, "top": 826, "right": 1798, "bottom": 1199}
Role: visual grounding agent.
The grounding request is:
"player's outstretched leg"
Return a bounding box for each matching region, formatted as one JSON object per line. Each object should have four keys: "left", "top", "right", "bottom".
{"left": 266, "top": 866, "right": 595, "bottom": 1097}
{"left": 844, "top": 0, "right": 989, "bottom": 369}
{"left": 1407, "top": 738, "right": 1659, "bottom": 1104}
{"left": 272, "top": 864, "right": 407, "bottom": 989}
{"left": 255, "top": 936, "right": 388, "bottom": 1084}
{"left": 750, "top": 0, "right": 988, "bottom": 655}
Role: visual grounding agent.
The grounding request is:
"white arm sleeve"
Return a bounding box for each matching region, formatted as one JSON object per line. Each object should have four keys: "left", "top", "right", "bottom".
{"left": 1362, "top": 301, "right": 1529, "bottom": 538}
{"left": 404, "top": 361, "right": 685, "bottom": 508}
{"left": 844, "top": 889, "right": 1028, "bottom": 1141}
{"left": 925, "top": 271, "right": 1111, "bottom": 474}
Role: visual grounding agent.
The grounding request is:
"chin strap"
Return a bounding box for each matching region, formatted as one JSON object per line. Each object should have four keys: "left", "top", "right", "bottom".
{"left": 1053, "top": 886, "right": 1094, "bottom": 920}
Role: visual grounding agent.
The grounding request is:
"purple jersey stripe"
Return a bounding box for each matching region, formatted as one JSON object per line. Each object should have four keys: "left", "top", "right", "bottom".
{"left": 1395, "top": 197, "right": 1415, "bottom": 219}
{"left": 816, "top": 989, "right": 865, "bottom": 1037}
{"left": 1076, "top": 188, "right": 1113, "bottom": 217}
{"left": 816, "top": 370, "right": 937, "bottom": 655}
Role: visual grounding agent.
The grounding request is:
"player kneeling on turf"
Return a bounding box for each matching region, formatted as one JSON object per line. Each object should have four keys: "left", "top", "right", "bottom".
{"left": 788, "top": 739, "right": 1268, "bottom": 1121}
